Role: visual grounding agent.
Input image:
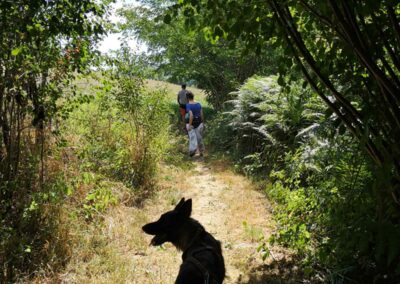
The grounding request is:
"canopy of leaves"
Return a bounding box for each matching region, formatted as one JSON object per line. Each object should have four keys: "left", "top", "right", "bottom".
{"left": 119, "top": 0, "right": 282, "bottom": 109}
{"left": 172, "top": 0, "right": 400, "bottom": 280}
{"left": 174, "top": 0, "right": 400, "bottom": 191}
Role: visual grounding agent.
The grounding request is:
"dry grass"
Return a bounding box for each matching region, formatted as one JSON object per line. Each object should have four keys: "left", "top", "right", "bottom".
{"left": 29, "top": 156, "right": 301, "bottom": 284}
{"left": 25, "top": 77, "right": 301, "bottom": 283}
{"left": 145, "top": 80, "right": 208, "bottom": 105}
{"left": 28, "top": 163, "right": 187, "bottom": 284}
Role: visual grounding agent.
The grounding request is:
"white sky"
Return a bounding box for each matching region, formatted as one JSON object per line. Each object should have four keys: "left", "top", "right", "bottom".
{"left": 97, "top": 0, "right": 145, "bottom": 53}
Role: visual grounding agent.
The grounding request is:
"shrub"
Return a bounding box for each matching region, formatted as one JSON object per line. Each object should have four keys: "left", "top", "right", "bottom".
{"left": 207, "top": 75, "right": 400, "bottom": 281}
{"left": 266, "top": 134, "right": 400, "bottom": 282}
{"left": 66, "top": 70, "right": 171, "bottom": 202}
{"left": 208, "top": 75, "right": 325, "bottom": 176}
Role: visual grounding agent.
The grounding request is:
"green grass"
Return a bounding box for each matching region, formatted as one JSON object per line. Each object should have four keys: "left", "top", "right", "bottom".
{"left": 144, "top": 80, "right": 217, "bottom": 129}
{"left": 145, "top": 79, "right": 208, "bottom": 105}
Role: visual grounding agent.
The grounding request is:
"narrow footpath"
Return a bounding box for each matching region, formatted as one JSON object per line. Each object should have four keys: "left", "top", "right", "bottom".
{"left": 60, "top": 160, "right": 296, "bottom": 284}
{"left": 129, "top": 161, "right": 293, "bottom": 284}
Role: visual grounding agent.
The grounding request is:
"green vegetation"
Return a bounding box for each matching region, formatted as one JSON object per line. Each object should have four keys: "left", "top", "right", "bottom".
{"left": 2, "top": 0, "right": 400, "bottom": 282}
{"left": 207, "top": 76, "right": 326, "bottom": 175}
{"left": 213, "top": 76, "right": 387, "bottom": 281}
{"left": 0, "top": 1, "right": 172, "bottom": 278}
{"left": 0, "top": 0, "right": 110, "bottom": 281}
{"left": 119, "top": 0, "right": 280, "bottom": 109}
{"left": 166, "top": 1, "right": 400, "bottom": 281}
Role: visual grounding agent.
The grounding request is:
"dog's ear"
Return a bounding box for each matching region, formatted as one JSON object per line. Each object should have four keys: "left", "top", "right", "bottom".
{"left": 142, "top": 222, "right": 160, "bottom": 235}
{"left": 178, "top": 198, "right": 192, "bottom": 218}
{"left": 174, "top": 198, "right": 185, "bottom": 211}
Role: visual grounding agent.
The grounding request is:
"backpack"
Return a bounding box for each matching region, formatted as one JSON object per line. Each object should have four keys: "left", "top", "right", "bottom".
{"left": 185, "top": 113, "right": 202, "bottom": 128}
{"left": 192, "top": 116, "right": 202, "bottom": 128}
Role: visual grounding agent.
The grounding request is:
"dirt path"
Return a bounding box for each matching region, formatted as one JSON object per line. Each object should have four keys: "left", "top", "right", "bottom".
{"left": 59, "top": 160, "right": 294, "bottom": 284}
{"left": 133, "top": 161, "right": 291, "bottom": 284}
{"left": 183, "top": 162, "right": 272, "bottom": 283}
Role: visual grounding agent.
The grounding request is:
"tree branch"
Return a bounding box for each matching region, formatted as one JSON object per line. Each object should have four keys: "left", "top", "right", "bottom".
{"left": 278, "top": 2, "right": 363, "bottom": 129}
{"left": 269, "top": 0, "right": 390, "bottom": 167}
{"left": 388, "top": 5, "right": 400, "bottom": 50}
{"left": 369, "top": 12, "right": 400, "bottom": 74}
{"left": 329, "top": 0, "right": 400, "bottom": 105}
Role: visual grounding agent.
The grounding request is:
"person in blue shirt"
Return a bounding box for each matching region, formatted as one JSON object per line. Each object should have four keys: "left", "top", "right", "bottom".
{"left": 185, "top": 91, "right": 205, "bottom": 157}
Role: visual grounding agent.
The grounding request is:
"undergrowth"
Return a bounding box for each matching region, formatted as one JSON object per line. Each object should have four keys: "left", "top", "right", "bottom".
{"left": 206, "top": 76, "right": 400, "bottom": 282}
{"left": 2, "top": 58, "right": 174, "bottom": 281}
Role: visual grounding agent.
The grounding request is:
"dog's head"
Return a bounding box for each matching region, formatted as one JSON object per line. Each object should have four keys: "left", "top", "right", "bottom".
{"left": 142, "top": 198, "right": 192, "bottom": 246}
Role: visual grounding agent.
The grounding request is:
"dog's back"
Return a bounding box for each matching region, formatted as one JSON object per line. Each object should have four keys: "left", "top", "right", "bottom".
{"left": 142, "top": 198, "right": 225, "bottom": 284}
{"left": 177, "top": 230, "right": 225, "bottom": 284}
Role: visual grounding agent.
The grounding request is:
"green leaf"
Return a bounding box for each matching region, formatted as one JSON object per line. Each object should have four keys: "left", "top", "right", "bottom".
{"left": 11, "top": 47, "right": 22, "bottom": 56}
{"left": 277, "top": 75, "right": 284, "bottom": 86}
{"left": 163, "top": 14, "right": 172, "bottom": 24}
{"left": 324, "top": 107, "right": 333, "bottom": 119}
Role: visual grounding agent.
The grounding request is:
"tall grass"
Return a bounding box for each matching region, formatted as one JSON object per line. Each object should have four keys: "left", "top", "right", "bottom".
{"left": 65, "top": 73, "right": 171, "bottom": 203}
{"left": 3, "top": 68, "right": 174, "bottom": 281}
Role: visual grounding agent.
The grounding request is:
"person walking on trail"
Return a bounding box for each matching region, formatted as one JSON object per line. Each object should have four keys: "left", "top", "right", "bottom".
{"left": 185, "top": 91, "right": 205, "bottom": 157}
{"left": 177, "top": 84, "right": 188, "bottom": 125}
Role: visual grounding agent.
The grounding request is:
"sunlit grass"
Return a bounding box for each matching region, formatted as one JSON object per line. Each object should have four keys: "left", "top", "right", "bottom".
{"left": 145, "top": 79, "right": 209, "bottom": 106}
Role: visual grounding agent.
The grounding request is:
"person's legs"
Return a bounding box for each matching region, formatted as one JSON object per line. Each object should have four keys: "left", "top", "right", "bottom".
{"left": 179, "top": 107, "right": 187, "bottom": 133}
{"left": 194, "top": 123, "right": 205, "bottom": 155}
{"left": 188, "top": 128, "right": 198, "bottom": 157}
{"left": 179, "top": 107, "right": 186, "bottom": 122}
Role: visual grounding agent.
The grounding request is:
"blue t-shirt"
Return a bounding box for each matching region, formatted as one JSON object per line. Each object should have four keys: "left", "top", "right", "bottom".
{"left": 186, "top": 103, "right": 202, "bottom": 118}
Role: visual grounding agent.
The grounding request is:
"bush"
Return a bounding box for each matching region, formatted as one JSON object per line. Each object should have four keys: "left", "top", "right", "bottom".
{"left": 0, "top": 158, "right": 72, "bottom": 281}
{"left": 207, "top": 75, "right": 400, "bottom": 281}
{"left": 207, "top": 75, "right": 325, "bottom": 176}
{"left": 66, "top": 70, "right": 170, "bottom": 203}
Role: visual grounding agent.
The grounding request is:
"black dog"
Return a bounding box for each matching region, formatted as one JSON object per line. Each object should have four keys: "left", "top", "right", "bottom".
{"left": 142, "top": 198, "right": 225, "bottom": 284}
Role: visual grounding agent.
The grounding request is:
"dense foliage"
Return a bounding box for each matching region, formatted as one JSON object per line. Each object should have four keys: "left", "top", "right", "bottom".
{"left": 228, "top": 77, "right": 325, "bottom": 174}
{"left": 175, "top": 0, "right": 400, "bottom": 199}
{"left": 69, "top": 50, "right": 171, "bottom": 201}
{"left": 0, "top": 0, "right": 113, "bottom": 281}
{"left": 119, "top": 0, "right": 280, "bottom": 109}
{"left": 167, "top": 1, "right": 400, "bottom": 281}
{"left": 208, "top": 76, "right": 400, "bottom": 281}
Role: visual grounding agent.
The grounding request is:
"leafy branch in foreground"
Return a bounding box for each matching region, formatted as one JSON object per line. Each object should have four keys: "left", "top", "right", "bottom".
{"left": 174, "top": 0, "right": 400, "bottom": 205}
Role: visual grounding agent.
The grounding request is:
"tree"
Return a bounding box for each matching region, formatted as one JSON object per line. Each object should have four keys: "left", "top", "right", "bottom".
{"left": 174, "top": 0, "right": 400, "bottom": 209}
{"left": 0, "top": 0, "right": 110, "bottom": 181}
{"left": 119, "top": 0, "right": 280, "bottom": 109}
{"left": 171, "top": 0, "right": 400, "bottom": 279}
{"left": 0, "top": 0, "right": 111, "bottom": 280}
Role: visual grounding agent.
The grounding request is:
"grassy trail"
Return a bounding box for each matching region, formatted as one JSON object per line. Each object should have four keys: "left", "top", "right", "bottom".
{"left": 56, "top": 155, "right": 296, "bottom": 283}
{"left": 29, "top": 80, "right": 297, "bottom": 284}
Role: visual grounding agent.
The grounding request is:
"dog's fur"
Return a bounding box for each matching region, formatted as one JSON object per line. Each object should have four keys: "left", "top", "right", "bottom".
{"left": 142, "top": 198, "right": 225, "bottom": 284}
